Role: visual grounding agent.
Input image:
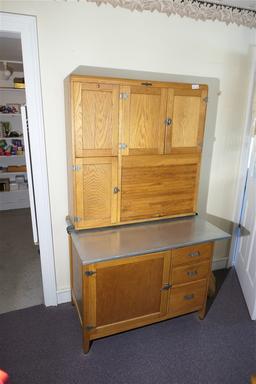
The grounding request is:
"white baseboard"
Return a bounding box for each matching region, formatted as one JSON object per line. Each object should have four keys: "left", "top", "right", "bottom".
{"left": 212, "top": 257, "right": 228, "bottom": 271}
{"left": 57, "top": 289, "right": 71, "bottom": 304}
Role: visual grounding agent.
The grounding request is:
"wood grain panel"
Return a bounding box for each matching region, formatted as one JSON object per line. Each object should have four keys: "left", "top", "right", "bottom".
{"left": 172, "top": 242, "right": 212, "bottom": 267}
{"left": 120, "top": 155, "right": 200, "bottom": 222}
{"left": 94, "top": 252, "right": 170, "bottom": 328}
{"left": 165, "top": 88, "right": 207, "bottom": 154}
{"left": 75, "top": 157, "right": 118, "bottom": 228}
{"left": 172, "top": 260, "right": 210, "bottom": 285}
{"left": 74, "top": 82, "right": 119, "bottom": 157}
{"left": 121, "top": 86, "right": 167, "bottom": 155}
{"left": 168, "top": 279, "right": 206, "bottom": 315}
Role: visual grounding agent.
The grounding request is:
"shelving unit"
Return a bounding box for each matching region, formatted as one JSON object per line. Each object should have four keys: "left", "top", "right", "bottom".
{"left": 0, "top": 85, "right": 29, "bottom": 210}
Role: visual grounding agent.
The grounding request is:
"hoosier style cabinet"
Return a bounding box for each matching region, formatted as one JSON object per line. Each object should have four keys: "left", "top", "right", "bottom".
{"left": 66, "top": 75, "right": 208, "bottom": 229}
{"left": 65, "top": 74, "right": 230, "bottom": 353}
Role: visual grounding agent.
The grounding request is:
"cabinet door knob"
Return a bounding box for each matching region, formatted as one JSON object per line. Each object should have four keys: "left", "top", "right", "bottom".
{"left": 165, "top": 118, "right": 172, "bottom": 126}
{"left": 113, "top": 187, "right": 120, "bottom": 194}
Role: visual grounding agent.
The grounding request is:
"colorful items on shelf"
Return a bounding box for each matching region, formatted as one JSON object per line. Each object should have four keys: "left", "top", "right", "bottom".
{"left": 0, "top": 139, "right": 24, "bottom": 156}
{"left": 0, "top": 105, "right": 20, "bottom": 114}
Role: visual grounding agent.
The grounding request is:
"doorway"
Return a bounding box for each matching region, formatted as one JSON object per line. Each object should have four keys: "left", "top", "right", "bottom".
{"left": 1, "top": 12, "right": 57, "bottom": 307}
{"left": 0, "top": 33, "right": 43, "bottom": 313}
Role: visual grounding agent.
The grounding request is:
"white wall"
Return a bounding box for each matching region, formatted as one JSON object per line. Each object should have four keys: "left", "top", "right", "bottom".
{"left": 1, "top": 1, "right": 254, "bottom": 291}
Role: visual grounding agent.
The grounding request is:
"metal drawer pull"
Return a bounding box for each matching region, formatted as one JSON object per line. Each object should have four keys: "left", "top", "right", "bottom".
{"left": 187, "top": 270, "right": 198, "bottom": 277}
{"left": 188, "top": 251, "right": 200, "bottom": 257}
{"left": 184, "top": 294, "right": 194, "bottom": 301}
{"left": 113, "top": 187, "right": 120, "bottom": 194}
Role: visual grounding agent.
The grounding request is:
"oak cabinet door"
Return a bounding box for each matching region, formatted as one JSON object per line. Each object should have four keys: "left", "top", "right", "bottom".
{"left": 73, "top": 82, "right": 119, "bottom": 157}
{"left": 120, "top": 154, "right": 200, "bottom": 222}
{"left": 75, "top": 157, "right": 118, "bottom": 228}
{"left": 165, "top": 88, "right": 207, "bottom": 154}
{"left": 83, "top": 252, "right": 171, "bottom": 338}
{"left": 120, "top": 85, "right": 167, "bottom": 155}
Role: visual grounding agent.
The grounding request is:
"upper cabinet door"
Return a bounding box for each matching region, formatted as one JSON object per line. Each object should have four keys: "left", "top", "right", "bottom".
{"left": 120, "top": 85, "right": 167, "bottom": 155}
{"left": 165, "top": 88, "right": 208, "bottom": 154}
{"left": 73, "top": 82, "right": 119, "bottom": 157}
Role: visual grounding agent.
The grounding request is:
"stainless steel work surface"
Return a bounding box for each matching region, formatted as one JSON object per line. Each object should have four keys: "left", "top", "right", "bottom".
{"left": 70, "top": 216, "right": 231, "bottom": 265}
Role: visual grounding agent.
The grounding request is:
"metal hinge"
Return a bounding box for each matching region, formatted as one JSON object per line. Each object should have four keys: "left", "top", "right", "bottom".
{"left": 66, "top": 224, "right": 75, "bottom": 235}
{"left": 72, "top": 165, "right": 81, "bottom": 171}
{"left": 73, "top": 216, "right": 81, "bottom": 223}
{"left": 120, "top": 92, "right": 128, "bottom": 100}
{"left": 119, "top": 143, "right": 128, "bottom": 150}
{"left": 85, "top": 325, "right": 95, "bottom": 331}
{"left": 85, "top": 271, "right": 96, "bottom": 277}
{"left": 203, "top": 96, "right": 208, "bottom": 103}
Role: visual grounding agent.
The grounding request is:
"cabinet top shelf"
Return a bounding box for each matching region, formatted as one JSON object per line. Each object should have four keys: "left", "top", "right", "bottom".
{"left": 69, "top": 216, "right": 231, "bottom": 265}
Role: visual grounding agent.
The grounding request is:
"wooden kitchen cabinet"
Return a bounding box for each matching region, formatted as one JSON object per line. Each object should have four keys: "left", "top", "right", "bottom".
{"left": 66, "top": 75, "right": 208, "bottom": 229}
{"left": 74, "top": 157, "right": 118, "bottom": 228}
{"left": 69, "top": 220, "right": 219, "bottom": 353}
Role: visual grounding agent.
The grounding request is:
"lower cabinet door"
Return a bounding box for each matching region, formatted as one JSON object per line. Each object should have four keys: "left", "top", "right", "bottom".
{"left": 75, "top": 157, "right": 118, "bottom": 229}
{"left": 83, "top": 252, "right": 171, "bottom": 338}
{"left": 168, "top": 279, "right": 206, "bottom": 316}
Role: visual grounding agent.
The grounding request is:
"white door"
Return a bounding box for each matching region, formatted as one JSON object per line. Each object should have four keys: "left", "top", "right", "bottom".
{"left": 236, "top": 136, "right": 256, "bottom": 320}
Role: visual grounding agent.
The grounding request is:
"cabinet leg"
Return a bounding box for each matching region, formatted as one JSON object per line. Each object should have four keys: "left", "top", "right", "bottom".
{"left": 198, "top": 305, "right": 206, "bottom": 320}
{"left": 83, "top": 332, "right": 91, "bottom": 354}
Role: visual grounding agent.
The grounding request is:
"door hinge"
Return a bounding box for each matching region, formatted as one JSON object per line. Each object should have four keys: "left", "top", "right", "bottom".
{"left": 161, "top": 283, "right": 172, "bottom": 291}
{"left": 85, "top": 270, "right": 96, "bottom": 277}
{"left": 72, "top": 165, "right": 81, "bottom": 171}
{"left": 73, "top": 216, "right": 81, "bottom": 223}
{"left": 120, "top": 92, "right": 128, "bottom": 100}
{"left": 203, "top": 96, "right": 208, "bottom": 103}
{"left": 85, "top": 325, "right": 95, "bottom": 331}
{"left": 119, "top": 143, "right": 128, "bottom": 150}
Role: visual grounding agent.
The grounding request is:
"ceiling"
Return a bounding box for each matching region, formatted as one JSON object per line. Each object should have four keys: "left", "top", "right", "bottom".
{"left": 199, "top": 0, "right": 256, "bottom": 11}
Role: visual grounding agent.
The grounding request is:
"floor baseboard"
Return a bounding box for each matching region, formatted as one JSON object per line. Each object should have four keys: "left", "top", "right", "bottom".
{"left": 57, "top": 289, "right": 71, "bottom": 304}
{"left": 212, "top": 257, "right": 228, "bottom": 271}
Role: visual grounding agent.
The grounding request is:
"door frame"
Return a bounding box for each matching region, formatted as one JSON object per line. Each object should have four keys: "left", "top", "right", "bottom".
{"left": 1, "top": 12, "right": 57, "bottom": 306}
{"left": 229, "top": 46, "right": 256, "bottom": 267}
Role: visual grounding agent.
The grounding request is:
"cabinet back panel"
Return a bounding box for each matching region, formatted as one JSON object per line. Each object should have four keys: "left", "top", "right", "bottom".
{"left": 121, "top": 158, "right": 199, "bottom": 221}
{"left": 96, "top": 257, "right": 164, "bottom": 326}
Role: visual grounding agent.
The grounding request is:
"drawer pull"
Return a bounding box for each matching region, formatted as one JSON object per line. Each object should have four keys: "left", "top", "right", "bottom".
{"left": 188, "top": 251, "right": 200, "bottom": 257}
{"left": 187, "top": 270, "right": 198, "bottom": 277}
{"left": 184, "top": 294, "right": 194, "bottom": 301}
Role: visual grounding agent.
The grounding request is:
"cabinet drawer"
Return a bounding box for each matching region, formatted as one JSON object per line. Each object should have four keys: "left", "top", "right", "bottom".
{"left": 172, "top": 242, "right": 212, "bottom": 266}
{"left": 172, "top": 260, "right": 210, "bottom": 285}
{"left": 169, "top": 279, "right": 206, "bottom": 315}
